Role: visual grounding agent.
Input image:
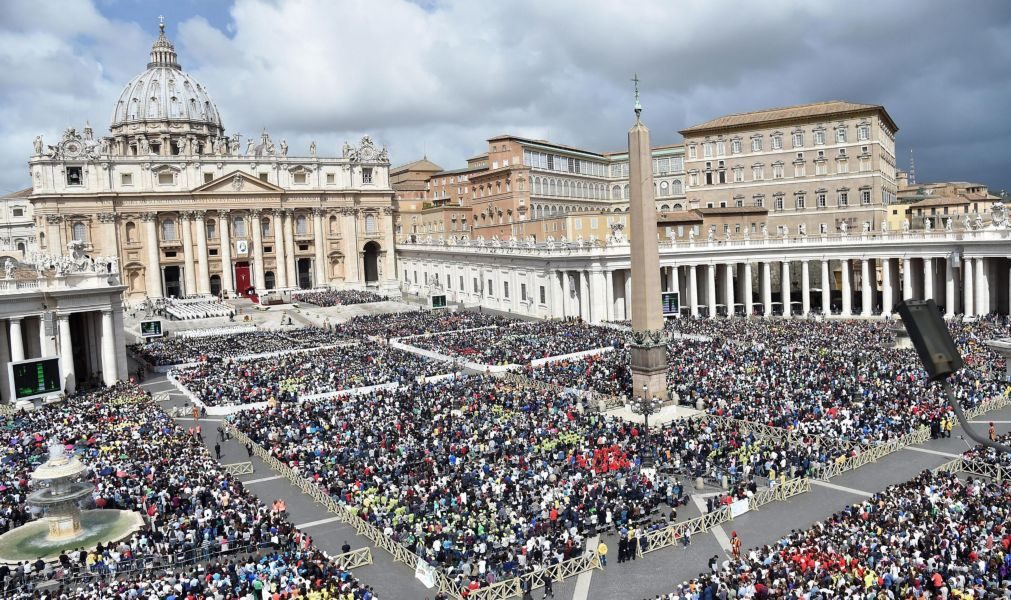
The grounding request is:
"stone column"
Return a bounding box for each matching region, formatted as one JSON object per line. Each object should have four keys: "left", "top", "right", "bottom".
{"left": 723, "top": 263, "right": 735, "bottom": 317}
{"left": 561, "top": 270, "right": 571, "bottom": 318}
{"left": 8, "top": 318, "right": 24, "bottom": 362}
{"left": 761, "top": 261, "right": 772, "bottom": 317}
{"left": 800, "top": 261, "right": 811, "bottom": 316}
{"left": 251, "top": 209, "right": 266, "bottom": 291}
{"left": 944, "top": 257, "right": 956, "bottom": 318}
{"left": 591, "top": 269, "right": 606, "bottom": 323}
{"left": 195, "top": 211, "right": 210, "bottom": 295}
{"left": 180, "top": 212, "right": 196, "bottom": 296}
{"left": 743, "top": 262, "right": 754, "bottom": 316}
{"left": 706, "top": 264, "right": 717, "bottom": 319}
{"left": 921, "top": 257, "right": 933, "bottom": 302}
{"left": 142, "top": 213, "right": 162, "bottom": 298}
{"left": 688, "top": 265, "right": 699, "bottom": 317}
{"left": 218, "top": 210, "right": 234, "bottom": 295}
{"left": 963, "top": 257, "right": 975, "bottom": 318}
{"left": 45, "top": 215, "right": 63, "bottom": 253}
{"left": 860, "top": 258, "right": 872, "bottom": 317}
{"left": 671, "top": 265, "right": 680, "bottom": 312}
{"left": 840, "top": 259, "right": 852, "bottom": 316}
{"left": 882, "top": 258, "right": 893, "bottom": 316}
{"left": 383, "top": 207, "right": 396, "bottom": 284}
{"left": 579, "top": 270, "right": 591, "bottom": 321}
{"left": 975, "top": 257, "right": 987, "bottom": 316}
{"left": 98, "top": 213, "right": 118, "bottom": 271}
{"left": 283, "top": 209, "right": 297, "bottom": 288}
{"left": 605, "top": 270, "right": 615, "bottom": 322}
{"left": 902, "top": 257, "right": 912, "bottom": 301}
{"left": 623, "top": 270, "right": 632, "bottom": 320}
{"left": 821, "top": 259, "right": 831, "bottom": 315}
{"left": 313, "top": 208, "right": 327, "bottom": 287}
{"left": 100, "top": 309, "right": 118, "bottom": 387}
{"left": 781, "top": 261, "right": 792, "bottom": 316}
{"left": 272, "top": 209, "right": 287, "bottom": 289}
{"left": 57, "top": 314, "right": 75, "bottom": 394}
{"left": 0, "top": 322, "right": 9, "bottom": 403}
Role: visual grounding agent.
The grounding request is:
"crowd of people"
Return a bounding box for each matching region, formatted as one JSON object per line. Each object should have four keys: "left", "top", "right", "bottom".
{"left": 292, "top": 289, "right": 390, "bottom": 307}
{"left": 331, "top": 310, "right": 515, "bottom": 340}
{"left": 229, "top": 374, "right": 833, "bottom": 592}
{"left": 0, "top": 384, "right": 377, "bottom": 599}
{"left": 528, "top": 317, "right": 1009, "bottom": 461}
{"left": 405, "top": 321, "right": 625, "bottom": 365}
{"left": 680, "top": 470, "right": 1011, "bottom": 598}
{"left": 130, "top": 327, "right": 350, "bottom": 366}
{"left": 174, "top": 343, "right": 453, "bottom": 407}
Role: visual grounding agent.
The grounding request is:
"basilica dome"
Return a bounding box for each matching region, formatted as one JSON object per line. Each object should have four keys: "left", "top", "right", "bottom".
{"left": 109, "top": 22, "right": 224, "bottom": 144}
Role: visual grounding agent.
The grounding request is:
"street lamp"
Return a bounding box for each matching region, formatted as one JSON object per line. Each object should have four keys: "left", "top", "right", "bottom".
{"left": 630, "top": 382, "right": 663, "bottom": 468}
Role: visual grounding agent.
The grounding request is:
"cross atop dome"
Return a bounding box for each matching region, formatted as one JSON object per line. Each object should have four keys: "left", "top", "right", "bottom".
{"left": 159, "top": 15, "right": 165, "bottom": 34}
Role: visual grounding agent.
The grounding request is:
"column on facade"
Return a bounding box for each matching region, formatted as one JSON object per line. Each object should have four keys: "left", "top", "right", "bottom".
{"left": 687, "top": 265, "right": 699, "bottom": 317}
{"left": 579, "top": 271, "right": 591, "bottom": 321}
{"left": 8, "top": 318, "right": 24, "bottom": 362}
{"left": 195, "top": 211, "right": 210, "bottom": 295}
{"left": 272, "top": 209, "right": 287, "bottom": 289}
{"left": 963, "top": 257, "right": 975, "bottom": 318}
{"left": 618, "top": 269, "right": 626, "bottom": 319}
{"left": 923, "top": 257, "right": 934, "bottom": 302}
{"left": 100, "top": 309, "right": 118, "bottom": 387}
{"left": 142, "top": 213, "right": 162, "bottom": 298}
{"left": 57, "top": 315, "right": 75, "bottom": 394}
{"left": 250, "top": 209, "right": 266, "bottom": 291}
{"left": 38, "top": 315, "right": 54, "bottom": 358}
{"left": 312, "top": 208, "right": 326, "bottom": 287}
{"left": 561, "top": 270, "right": 571, "bottom": 318}
{"left": 800, "top": 261, "right": 811, "bottom": 316}
{"left": 820, "top": 259, "right": 831, "bottom": 315}
{"left": 840, "top": 259, "right": 852, "bottom": 316}
{"left": 98, "top": 213, "right": 118, "bottom": 270}
{"left": 781, "top": 261, "right": 792, "bottom": 316}
{"left": 671, "top": 266, "right": 680, "bottom": 313}
{"left": 218, "top": 210, "right": 234, "bottom": 295}
{"left": 45, "top": 216, "right": 63, "bottom": 253}
{"left": 706, "top": 264, "right": 717, "bottom": 319}
{"left": 975, "top": 258, "right": 987, "bottom": 316}
{"left": 881, "top": 258, "right": 893, "bottom": 317}
{"left": 944, "top": 256, "right": 956, "bottom": 318}
{"left": 180, "top": 212, "right": 196, "bottom": 296}
{"left": 743, "top": 262, "right": 754, "bottom": 316}
{"left": 860, "top": 258, "right": 872, "bottom": 316}
{"left": 0, "top": 322, "right": 9, "bottom": 403}
{"left": 591, "top": 269, "right": 606, "bottom": 323}
{"left": 761, "top": 261, "right": 773, "bottom": 317}
{"left": 285, "top": 210, "right": 299, "bottom": 288}
{"left": 383, "top": 208, "right": 396, "bottom": 284}
{"left": 902, "top": 258, "right": 912, "bottom": 301}
{"left": 605, "top": 270, "right": 615, "bottom": 322}
{"left": 722, "top": 263, "right": 735, "bottom": 317}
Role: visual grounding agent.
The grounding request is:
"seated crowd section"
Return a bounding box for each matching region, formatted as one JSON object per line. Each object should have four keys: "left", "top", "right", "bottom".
{"left": 162, "top": 298, "right": 234, "bottom": 320}
{"left": 174, "top": 343, "right": 453, "bottom": 407}
{"left": 529, "top": 317, "right": 1010, "bottom": 460}
{"left": 229, "top": 374, "right": 837, "bottom": 593}
{"left": 292, "top": 289, "right": 390, "bottom": 307}
{"left": 130, "top": 327, "right": 351, "bottom": 366}
{"left": 676, "top": 471, "right": 1011, "bottom": 599}
{"left": 403, "top": 321, "right": 626, "bottom": 365}
{"left": 0, "top": 384, "right": 377, "bottom": 599}
{"left": 331, "top": 310, "right": 515, "bottom": 340}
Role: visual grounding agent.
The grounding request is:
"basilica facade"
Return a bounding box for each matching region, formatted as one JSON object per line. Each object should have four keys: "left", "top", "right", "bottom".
{"left": 27, "top": 23, "right": 396, "bottom": 301}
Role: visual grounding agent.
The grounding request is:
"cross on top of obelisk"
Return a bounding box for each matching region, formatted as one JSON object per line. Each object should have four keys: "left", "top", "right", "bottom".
{"left": 632, "top": 73, "right": 642, "bottom": 120}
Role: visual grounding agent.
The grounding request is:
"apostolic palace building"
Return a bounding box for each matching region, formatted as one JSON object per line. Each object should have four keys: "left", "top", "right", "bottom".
{"left": 26, "top": 23, "right": 397, "bottom": 302}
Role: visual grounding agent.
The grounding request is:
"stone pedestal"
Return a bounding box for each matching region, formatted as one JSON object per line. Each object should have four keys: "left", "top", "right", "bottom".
{"left": 630, "top": 342, "right": 669, "bottom": 401}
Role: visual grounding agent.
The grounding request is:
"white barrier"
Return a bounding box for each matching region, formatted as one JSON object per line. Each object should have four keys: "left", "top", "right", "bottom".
{"left": 176, "top": 325, "right": 257, "bottom": 338}
{"left": 529, "top": 345, "right": 616, "bottom": 367}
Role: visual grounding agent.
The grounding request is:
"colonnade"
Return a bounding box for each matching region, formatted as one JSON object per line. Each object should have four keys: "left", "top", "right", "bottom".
{"left": 549, "top": 255, "right": 1008, "bottom": 322}
{"left": 0, "top": 310, "right": 121, "bottom": 401}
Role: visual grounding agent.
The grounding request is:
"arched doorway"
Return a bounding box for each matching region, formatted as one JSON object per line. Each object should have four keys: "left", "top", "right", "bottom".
{"left": 362, "top": 242, "right": 380, "bottom": 283}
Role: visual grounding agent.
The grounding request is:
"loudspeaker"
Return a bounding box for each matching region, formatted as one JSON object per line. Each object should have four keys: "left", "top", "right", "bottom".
{"left": 895, "top": 299, "right": 963, "bottom": 381}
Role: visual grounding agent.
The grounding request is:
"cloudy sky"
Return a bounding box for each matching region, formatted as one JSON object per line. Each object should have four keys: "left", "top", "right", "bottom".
{"left": 2, "top": 0, "right": 1010, "bottom": 195}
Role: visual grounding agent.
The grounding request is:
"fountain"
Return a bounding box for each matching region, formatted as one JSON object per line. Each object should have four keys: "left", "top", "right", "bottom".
{"left": 0, "top": 439, "right": 144, "bottom": 563}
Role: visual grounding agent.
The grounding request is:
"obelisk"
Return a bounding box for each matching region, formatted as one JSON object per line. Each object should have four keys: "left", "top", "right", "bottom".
{"left": 627, "top": 76, "right": 668, "bottom": 401}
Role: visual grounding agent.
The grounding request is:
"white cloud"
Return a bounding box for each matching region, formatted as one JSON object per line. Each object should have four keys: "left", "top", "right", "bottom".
{"left": 1, "top": 0, "right": 1010, "bottom": 193}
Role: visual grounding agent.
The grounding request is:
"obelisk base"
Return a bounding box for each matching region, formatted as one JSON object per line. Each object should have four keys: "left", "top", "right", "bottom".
{"left": 630, "top": 343, "right": 669, "bottom": 402}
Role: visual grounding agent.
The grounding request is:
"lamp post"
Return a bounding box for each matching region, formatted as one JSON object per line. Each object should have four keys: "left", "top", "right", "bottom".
{"left": 630, "top": 382, "right": 663, "bottom": 469}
